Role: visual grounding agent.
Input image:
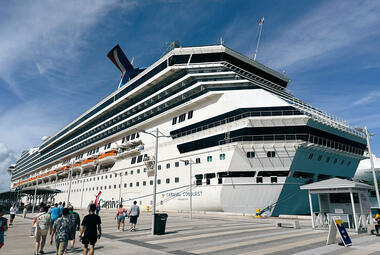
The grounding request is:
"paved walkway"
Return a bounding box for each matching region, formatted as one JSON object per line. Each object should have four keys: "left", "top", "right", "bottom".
{"left": 2, "top": 210, "right": 380, "bottom": 255}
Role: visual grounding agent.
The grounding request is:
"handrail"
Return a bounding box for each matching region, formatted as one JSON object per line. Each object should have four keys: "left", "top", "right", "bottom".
{"left": 218, "top": 133, "right": 364, "bottom": 156}
{"left": 173, "top": 110, "right": 303, "bottom": 138}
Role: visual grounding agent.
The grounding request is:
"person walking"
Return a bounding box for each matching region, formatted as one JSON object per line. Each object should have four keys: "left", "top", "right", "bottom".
{"left": 50, "top": 208, "right": 72, "bottom": 255}
{"left": 115, "top": 204, "right": 127, "bottom": 232}
{"left": 128, "top": 201, "right": 140, "bottom": 232}
{"left": 32, "top": 206, "right": 51, "bottom": 255}
{"left": 9, "top": 203, "right": 18, "bottom": 226}
{"left": 0, "top": 208, "right": 8, "bottom": 249}
{"left": 95, "top": 203, "right": 100, "bottom": 216}
{"left": 23, "top": 203, "right": 29, "bottom": 218}
{"left": 50, "top": 204, "right": 62, "bottom": 225}
{"left": 66, "top": 206, "right": 80, "bottom": 252}
{"left": 79, "top": 204, "right": 101, "bottom": 255}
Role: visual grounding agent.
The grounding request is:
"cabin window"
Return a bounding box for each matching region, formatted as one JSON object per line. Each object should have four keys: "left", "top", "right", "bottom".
{"left": 317, "top": 155, "right": 322, "bottom": 161}
{"left": 341, "top": 160, "right": 345, "bottom": 165}
{"left": 247, "top": 152, "right": 255, "bottom": 158}
{"left": 158, "top": 165, "right": 161, "bottom": 170}
{"left": 122, "top": 137, "right": 125, "bottom": 143}
{"left": 188, "top": 110, "right": 193, "bottom": 119}
{"left": 172, "top": 117, "right": 177, "bottom": 125}
{"left": 166, "top": 163, "right": 170, "bottom": 169}
{"left": 267, "top": 151, "right": 276, "bottom": 157}
{"left": 256, "top": 177, "right": 263, "bottom": 183}
{"left": 333, "top": 158, "right": 338, "bottom": 164}
{"left": 137, "top": 169, "right": 140, "bottom": 174}
{"left": 184, "top": 160, "right": 189, "bottom": 165}
{"left": 207, "top": 156, "right": 212, "bottom": 162}
{"left": 130, "top": 183, "right": 133, "bottom": 187}
{"left": 166, "top": 178, "right": 170, "bottom": 184}
{"left": 271, "top": 177, "right": 277, "bottom": 183}
{"left": 137, "top": 155, "right": 143, "bottom": 163}
{"left": 326, "top": 157, "right": 330, "bottom": 163}
{"left": 308, "top": 153, "right": 313, "bottom": 160}
{"left": 219, "top": 153, "right": 226, "bottom": 160}
{"left": 124, "top": 183, "right": 127, "bottom": 188}
{"left": 196, "top": 158, "right": 201, "bottom": 164}
{"left": 157, "top": 179, "right": 161, "bottom": 185}
{"left": 179, "top": 113, "right": 186, "bottom": 123}
{"left": 150, "top": 180, "right": 153, "bottom": 185}
{"left": 175, "top": 162, "right": 179, "bottom": 167}
{"left": 143, "top": 181, "right": 146, "bottom": 186}
{"left": 136, "top": 182, "right": 139, "bottom": 187}
{"left": 175, "top": 177, "right": 179, "bottom": 183}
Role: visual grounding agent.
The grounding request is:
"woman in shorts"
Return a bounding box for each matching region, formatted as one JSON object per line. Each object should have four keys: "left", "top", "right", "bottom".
{"left": 115, "top": 205, "right": 127, "bottom": 232}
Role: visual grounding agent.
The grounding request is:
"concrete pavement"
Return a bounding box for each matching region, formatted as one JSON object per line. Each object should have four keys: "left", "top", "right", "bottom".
{"left": 2, "top": 210, "right": 380, "bottom": 255}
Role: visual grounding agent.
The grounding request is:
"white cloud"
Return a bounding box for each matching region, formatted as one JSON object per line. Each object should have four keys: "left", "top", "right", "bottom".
{"left": 259, "top": 0, "right": 380, "bottom": 70}
{"left": 0, "top": 0, "right": 134, "bottom": 99}
{"left": 354, "top": 90, "right": 380, "bottom": 105}
{"left": 0, "top": 143, "right": 17, "bottom": 192}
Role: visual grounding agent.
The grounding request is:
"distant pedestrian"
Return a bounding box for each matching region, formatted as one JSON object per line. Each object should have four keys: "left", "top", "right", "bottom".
{"left": 50, "top": 208, "right": 72, "bottom": 255}
{"left": 50, "top": 204, "right": 62, "bottom": 225}
{"left": 62, "top": 202, "right": 66, "bottom": 208}
{"left": 9, "top": 203, "right": 18, "bottom": 226}
{"left": 115, "top": 204, "right": 127, "bottom": 232}
{"left": 23, "top": 203, "right": 29, "bottom": 218}
{"left": 375, "top": 209, "right": 380, "bottom": 236}
{"left": 95, "top": 203, "right": 100, "bottom": 216}
{"left": 66, "top": 206, "right": 80, "bottom": 252}
{"left": 0, "top": 208, "right": 8, "bottom": 249}
{"left": 33, "top": 206, "right": 51, "bottom": 255}
{"left": 87, "top": 201, "right": 93, "bottom": 211}
{"left": 79, "top": 204, "right": 101, "bottom": 255}
{"left": 128, "top": 201, "right": 140, "bottom": 231}
{"left": 58, "top": 202, "right": 63, "bottom": 210}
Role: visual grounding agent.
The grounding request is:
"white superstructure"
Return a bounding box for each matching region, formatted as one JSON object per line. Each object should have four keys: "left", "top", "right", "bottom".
{"left": 10, "top": 43, "right": 367, "bottom": 216}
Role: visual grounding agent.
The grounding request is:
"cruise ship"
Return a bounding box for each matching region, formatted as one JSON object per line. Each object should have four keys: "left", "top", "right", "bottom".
{"left": 9, "top": 42, "right": 367, "bottom": 216}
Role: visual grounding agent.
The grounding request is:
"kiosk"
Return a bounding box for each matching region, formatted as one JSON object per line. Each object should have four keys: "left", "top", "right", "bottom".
{"left": 300, "top": 178, "right": 373, "bottom": 232}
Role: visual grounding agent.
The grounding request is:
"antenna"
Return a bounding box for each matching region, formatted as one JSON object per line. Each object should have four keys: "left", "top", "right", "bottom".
{"left": 220, "top": 37, "right": 224, "bottom": 45}
{"left": 253, "top": 17, "right": 264, "bottom": 61}
{"left": 131, "top": 57, "right": 135, "bottom": 65}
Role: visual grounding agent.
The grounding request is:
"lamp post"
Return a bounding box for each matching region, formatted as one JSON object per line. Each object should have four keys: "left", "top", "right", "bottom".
{"left": 137, "top": 128, "right": 170, "bottom": 235}
{"left": 355, "top": 126, "right": 380, "bottom": 208}
{"left": 67, "top": 159, "right": 74, "bottom": 206}
{"left": 119, "top": 172, "right": 123, "bottom": 206}
{"left": 31, "top": 177, "right": 39, "bottom": 214}
{"left": 180, "top": 159, "right": 195, "bottom": 221}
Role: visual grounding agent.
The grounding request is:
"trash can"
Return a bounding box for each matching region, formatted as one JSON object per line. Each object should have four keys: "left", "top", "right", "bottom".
{"left": 154, "top": 213, "right": 168, "bottom": 235}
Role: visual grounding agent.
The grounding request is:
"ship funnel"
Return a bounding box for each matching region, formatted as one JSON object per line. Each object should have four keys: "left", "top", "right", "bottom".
{"left": 107, "top": 44, "right": 141, "bottom": 87}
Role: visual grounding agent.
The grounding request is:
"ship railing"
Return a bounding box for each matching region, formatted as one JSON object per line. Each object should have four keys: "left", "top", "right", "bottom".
{"left": 219, "top": 61, "right": 364, "bottom": 138}
{"left": 218, "top": 133, "right": 364, "bottom": 156}
{"left": 172, "top": 110, "right": 303, "bottom": 138}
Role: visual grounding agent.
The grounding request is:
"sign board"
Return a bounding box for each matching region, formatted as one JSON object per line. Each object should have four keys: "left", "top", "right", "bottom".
{"left": 326, "top": 216, "right": 352, "bottom": 247}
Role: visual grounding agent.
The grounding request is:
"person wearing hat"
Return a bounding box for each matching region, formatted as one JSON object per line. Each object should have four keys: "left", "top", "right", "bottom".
{"left": 32, "top": 206, "right": 51, "bottom": 255}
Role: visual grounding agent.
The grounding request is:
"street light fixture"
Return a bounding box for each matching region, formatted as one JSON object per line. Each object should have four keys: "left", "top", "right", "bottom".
{"left": 180, "top": 159, "right": 196, "bottom": 221}
{"left": 136, "top": 128, "right": 171, "bottom": 235}
{"left": 354, "top": 126, "right": 380, "bottom": 208}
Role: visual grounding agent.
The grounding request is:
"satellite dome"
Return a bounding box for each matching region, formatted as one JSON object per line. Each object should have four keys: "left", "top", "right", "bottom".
{"left": 42, "top": 136, "right": 50, "bottom": 142}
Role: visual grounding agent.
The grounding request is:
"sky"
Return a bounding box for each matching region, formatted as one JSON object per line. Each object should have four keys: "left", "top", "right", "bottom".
{"left": 0, "top": 0, "right": 380, "bottom": 191}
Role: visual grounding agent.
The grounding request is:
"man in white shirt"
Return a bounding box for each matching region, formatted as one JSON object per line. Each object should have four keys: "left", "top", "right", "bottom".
{"left": 9, "top": 204, "right": 18, "bottom": 226}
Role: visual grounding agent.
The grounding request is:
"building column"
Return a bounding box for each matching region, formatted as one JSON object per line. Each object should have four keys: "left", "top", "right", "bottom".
{"left": 350, "top": 191, "right": 358, "bottom": 232}
{"left": 308, "top": 191, "right": 315, "bottom": 229}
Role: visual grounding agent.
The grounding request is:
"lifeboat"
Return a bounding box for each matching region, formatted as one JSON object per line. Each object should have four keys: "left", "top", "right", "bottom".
{"left": 72, "top": 161, "right": 82, "bottom": 174}
{"left": 98, "top": 150, "right": 117, "bottom": 166}
{"left": 81, "top": 157, "right": 97, "bottom": 170}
